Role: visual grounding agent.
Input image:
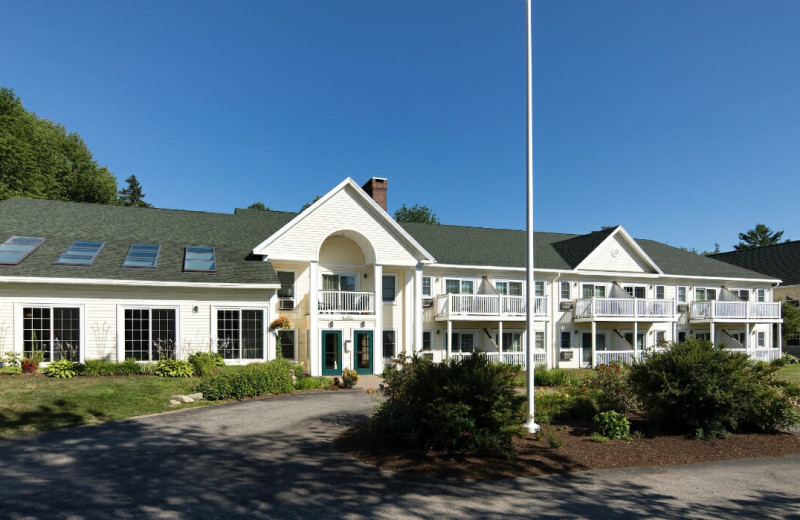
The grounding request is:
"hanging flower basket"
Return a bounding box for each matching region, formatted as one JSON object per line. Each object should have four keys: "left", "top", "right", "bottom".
{"left": 269, "top": 316, "right": 292, "bottom": 331}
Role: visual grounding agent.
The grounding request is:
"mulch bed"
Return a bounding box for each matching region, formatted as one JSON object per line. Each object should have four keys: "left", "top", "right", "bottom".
{"left": 336, "top": 421, "right": 800, "bottom": 480}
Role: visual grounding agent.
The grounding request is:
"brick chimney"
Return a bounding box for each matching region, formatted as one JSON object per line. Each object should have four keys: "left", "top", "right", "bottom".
{"left": 361, "top": 177, "right": 387, "bottom": 211}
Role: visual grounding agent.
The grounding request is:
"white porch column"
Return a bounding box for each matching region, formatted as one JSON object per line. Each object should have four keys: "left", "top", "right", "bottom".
{"left": 710, "top": 322, "right": 715, "bottom": 346}
{"left": 414, "top": 264, "right": 423, "bottom": 354}
{"left": 373, "top": 263, "right": 383, "bottom": 374}
{"left": 544, "top": 321, "right": 549, "bottom": 369}
{"left": 309, "top": 261, "right": 320, "bottom": 376}
{"left": 267, "top": 290, "right": 278, "bottom": 361}
{"left": 447, "top": 320, "right": 452, "bottom": 360}
{"left": 591, "top": 321, "right": 596, "bottom": 368}
{"left": 634, "top": 322, "right": 638, "bottom": 356}
{"left": 777, "top": 323, "right": 782, "bottom": 352}
{"left": 404, "top": 268, "right": 413, "bottom": 356}
{"left": 498, "top": 321, "right": 504, "bottom": 358}
{"left": 745, "top": 322, "right": 750, "bottom": 351}
{"left": 673, "top": 322, "right": 677, "bottom": 344}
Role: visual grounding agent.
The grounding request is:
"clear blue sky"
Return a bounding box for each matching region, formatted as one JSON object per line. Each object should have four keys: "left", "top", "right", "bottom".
{"left": 3, "top": 0, "right": 799, "bottom": 252}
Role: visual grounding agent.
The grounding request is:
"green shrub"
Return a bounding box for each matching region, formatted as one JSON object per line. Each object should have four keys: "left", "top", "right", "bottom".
{"left": 116, "top": 358, "right": 141, "bottom": 376}
{"left": 591, "top": 363, "right": 641, "bottom": 413}
{"left": 0, "top": 365, "right": 22, "bottom": 374}
{"left": 628, "top": 338, "right": 800, "bottom": 437}
{"left": 771, "top": 357, "right": 787, "bottom": 367}
{"left": 368, "top": 353, "right": 527, "bottom": 458}
{"left": 590, "top": 433, "right": 610, "bottom": 443}
{"left": 3, "top": 351, "right": 21, "bottom": 367}
{"left": 138, "top": 362, "right": 158, "bottom": 375}
{"left": 593, "top": 410, "right": 631, "bottom": 440}
{"left": 43, "top": 360, "right": 78, "bottom": 378}
{"left": 295, "top": 375, "right": 334, "bottom": 390}
{"left": 156, "top": 359, "right": 195, "bottom": 378}
{"left": 196, "top": 360, "right": 294, "bottom": 400}
{"left": 545, "top": 427, "right": 563, "bottom": 448}
{"left": 781, "top": 353, "right": 799, "bottom": 364}
{"left": 188, "top": 352, "right": 225, "bottom": 377}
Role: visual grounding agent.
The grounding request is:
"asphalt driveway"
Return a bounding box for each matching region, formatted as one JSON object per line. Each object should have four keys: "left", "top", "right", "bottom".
{"left": 1, "top": 391, "right": 799, "bottom": 519}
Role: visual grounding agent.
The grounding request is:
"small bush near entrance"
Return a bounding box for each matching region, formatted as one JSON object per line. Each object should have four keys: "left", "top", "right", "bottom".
{"left": 367, "top": 353, "right": 527, "bottom": 459}
{"left": 591, "top": 363, "right": 641, "bottom": 414}
{"left": 188, "top": 351, "right": 225, "bottom": 377}
{"left": 628, "top": 338, "right": 800, "bottom": 438}
{"left": 196, "top": 360, "right": 294, "bottom": 400}
{"left": 593, "top": 411, "right": 631, "bottom": 440}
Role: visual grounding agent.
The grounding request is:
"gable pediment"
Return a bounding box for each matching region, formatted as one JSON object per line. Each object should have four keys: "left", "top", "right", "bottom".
{"left": 574, "top": 226, "right": 662, "bottom": 274}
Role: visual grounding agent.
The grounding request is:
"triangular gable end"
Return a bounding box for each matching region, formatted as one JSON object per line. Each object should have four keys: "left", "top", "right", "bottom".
{"left": 574, "top": 226, "right": 663, "bottom": 274}
{"left": 252, "top": 178, "right": 435, "bottom": 266}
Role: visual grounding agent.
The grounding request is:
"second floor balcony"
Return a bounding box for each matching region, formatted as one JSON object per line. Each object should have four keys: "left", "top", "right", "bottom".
{"left": 436, "top": 293, "right": 547, "bottom": 320}
{"left": 318, "top": 290, "right": 375, "bottom": 314}
{"left": 574, "top": 298, "right": 676, "bottom": 321}
{"left": 690, "top": 301, "right": 781, "bottom": 321}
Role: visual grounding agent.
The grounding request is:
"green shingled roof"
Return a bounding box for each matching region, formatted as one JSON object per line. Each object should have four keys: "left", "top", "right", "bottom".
{"left": 0, "top": 198, "right": 295, "bottom": 285}
{"left": 711, "top": 242, "right": 800, "bottom": 286}
{"left": 400, "top": 221, "right": 776, "bottom": 280}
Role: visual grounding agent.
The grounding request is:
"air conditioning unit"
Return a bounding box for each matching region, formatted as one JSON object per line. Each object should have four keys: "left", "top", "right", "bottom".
{"left": 279, "top": 299, "right": 294, "bottom": 311}
{"left": 559, "top": 301, "right": 574, "bottom": 311}
{"left": 560, "top": 351, "right": 574, "bottom": 361}
{"left": 677, "top": 304, "right": 689, "bottom": 312}
{"left": 422, "top": 298, "right": 434, "bottom": 308}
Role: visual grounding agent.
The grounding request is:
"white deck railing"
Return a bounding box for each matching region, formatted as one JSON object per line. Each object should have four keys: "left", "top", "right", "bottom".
{"left": 690, "top": 301, "right": 781, "bottom": 320}
{"left": 448, "top": 350, "right": 545, "bottom": 369}
{"left": 721, "top": 348, "right": 782, "bottom": 362}
{"left": 575, "top": 298, "right": 676, "bottom": 320}
{"left": 595, "top": 350, "right": 644, "bottom": 366}
{"left": 436, "top": 294, "right": 547, "bottom": 318}
{"left": 318, "top": 290, "right": 375, "bottom": 314}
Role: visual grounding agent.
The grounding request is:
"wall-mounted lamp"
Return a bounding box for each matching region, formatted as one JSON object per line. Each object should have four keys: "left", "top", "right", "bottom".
{"left": 328, "top": 321, "right": 334, "bottom": 328}
{"left": 649, "top": 285, "right": 654, "bottom": 290}
{"left": 574, "top": 282, "right": 578, "bottom": 287}
{"left": 436, "top": 329, "right": 441, "bottom": 335}
{"left": 360, "top": 321, "right": 365, "bottom": 328}
{"left": 192, "top": 306, "right": 199, "bottom": 313}
{"left": 574, "top": 330, "right": 579, "bottom": 335}
{"left": 364, "top": 273, "right": 368, "bottom": 279}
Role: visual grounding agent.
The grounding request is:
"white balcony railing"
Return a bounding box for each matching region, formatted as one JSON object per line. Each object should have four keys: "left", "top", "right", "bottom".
{"left": 721, "top": 348, "right": 782, "bottom": 362}
{"left": 575, "top": 298, "right": 676, "bottom": 320}
{"left": 436, "top": 294, "right": 547, "bottom": 318}
{"left": 690, "top": 301, "right": 781, "bottom": 320}
{"left": 595, "top": 350, "right": 644, "bottom": 366}
{"left": 449, "top": 350, "right": 545, "bottom": 370}
{"left": 318, "top": 290, "right": 374, "bottom": 314}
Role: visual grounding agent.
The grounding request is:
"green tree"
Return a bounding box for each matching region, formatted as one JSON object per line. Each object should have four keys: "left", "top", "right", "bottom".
{"left": 247, "top": 201, "right": 269, "bottom": 211}
{"left": 394, "top": 203, "right": 440, "bottom": 224}
{"left": 782, "top": 302, "right": 800, "bottom": 342}
{"left": 734, "top": 224, "right": 784, "bottom": 250}
{"left": 300, "top": 195, "right": 322, "bottom": 212}
{"left": 117, "top": 174, "right": 152, "bottom": 207}
{"left": 0, "top": 87, "right": 118, "bottom": 203}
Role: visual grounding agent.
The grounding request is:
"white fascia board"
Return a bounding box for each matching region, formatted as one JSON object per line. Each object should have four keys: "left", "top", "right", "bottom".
{"left": 0, "top": 276, "right": 279, "bottom": 290}
{"left": 574, "top": 226, "right": 663, "bottom": 274}
{"left": 659, "top": 273, "right": 781, "bottom": 284}
{"left": 251, "top": 178, "right": 436, "bottom": 263}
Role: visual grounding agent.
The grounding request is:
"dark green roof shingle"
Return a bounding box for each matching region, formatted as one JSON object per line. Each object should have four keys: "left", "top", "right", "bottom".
{"left": 711, "top": 242, "right": 800, "bottom": 286}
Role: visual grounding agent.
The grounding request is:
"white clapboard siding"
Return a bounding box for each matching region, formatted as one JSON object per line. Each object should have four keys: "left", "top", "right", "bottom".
{"left": 579, "top": 234, "right": 654, "bottom": 273}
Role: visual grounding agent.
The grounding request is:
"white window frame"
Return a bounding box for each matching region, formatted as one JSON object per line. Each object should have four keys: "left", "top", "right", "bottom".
{"left": 444, "top": 276, "right": 476, "bottom": 295}
{"left": 445, "top": 329, "right": 476, "bottom": 353}
{"left": 422, "top": 276, "right": 432, "bottom": 297}
{"left": 382, "top": 273, "right": 397, "bottom": 305}
{"left": 15, "top": 303, "right": 86, "bottom": 364}
{"left": 622, "top": 330, "right": 646, "bottom": 350}
{"left": 581, "top": 282, "right": 609, "bottom": 298}
{"left": 730, "top": 288, "right": 750, "bottom": 301}
{"left": 383, "top": 329, "right": 397, "bottom": 366}
{"left": 495, "top": 330, "right": 525, "bottom": 352}
{"left": 677, "top": 286, "right": 688, "bottom": 303}
{"left": 277, "top": 329, "right": 297, "bottom": 362}
{"left": 277, "top": 270, "right": 297, "bottom": 310}
{"left": 655, "top": 331, "right": 666, "bottom": 345}
{"left": 422, "top": 330, "right": 433, "bottom": 351}
{"left": 117, "top": 305, "right": 180, "bottom": 362}
{"left": 211, "top": 306, "right": 268, "bottom": 363}
{"left": 560, "top": 281, "right": 571, "bottom": 301}
{"left": 655, "top": 285, "right": 665, "bottom": 300}
{"left": 757, "top": 331, "right": 766, "bottom": 348}
{"left": 320, "top": 270, "right": 360, "bottom": 291}
{"left": 756, "top": 289, "right": 766, "bottom": 302}
{"left": 494, "top": 278, "right": 525, "bottom": 296}
{"left": 695, "top": 287, "right": 718, "bottom": 302}
{"left": 622, "top": 284, "right": 647, "bottom": 299}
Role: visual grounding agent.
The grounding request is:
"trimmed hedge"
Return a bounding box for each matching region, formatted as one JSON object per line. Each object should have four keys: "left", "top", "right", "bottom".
{"left": 196, "top": 360, "right": 295, "bottom": 400}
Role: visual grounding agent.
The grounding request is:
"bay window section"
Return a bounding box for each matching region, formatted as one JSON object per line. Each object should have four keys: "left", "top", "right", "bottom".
{"left": 23, "top": 307, "right": 80, "bottom": 362}
{"left": 216, "top": 309, "right": 264, "bottom": 361}
{"left": 124, "top": 308, "right": 176, "bottom": 361}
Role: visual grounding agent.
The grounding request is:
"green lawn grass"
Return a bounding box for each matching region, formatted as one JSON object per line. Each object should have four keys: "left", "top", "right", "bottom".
{"left": 0, "top": 375, "right": 204, "bottom": 440}
{"left": 776, "top": 364, "right": 800, "bottom": 383}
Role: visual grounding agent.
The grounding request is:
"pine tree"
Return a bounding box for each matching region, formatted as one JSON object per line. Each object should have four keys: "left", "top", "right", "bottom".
{"left": 117, "top": 174, "right": 152, "bottom": 207}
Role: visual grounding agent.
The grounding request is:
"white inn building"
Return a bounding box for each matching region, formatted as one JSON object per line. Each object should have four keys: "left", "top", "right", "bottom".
{"left": 0, "top": 177, "right": 783, "bottom": 376}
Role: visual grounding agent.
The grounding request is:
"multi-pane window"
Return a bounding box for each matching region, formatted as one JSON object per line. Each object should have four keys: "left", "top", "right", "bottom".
{"left": 757, "top": 331, "right": 766, "bottom": 348}
{"left": 445, "top": 332, "right": 474, "bottom": 353}
{"left": 498, "top": 332, "right": 523, "bottom": 352}
{"left": 695, "top": 287, "right": 717, "bottom": 302}
{"left": 23, "top": 307, "right": 80, "bottom": 362}
{"left": 422, "top": 276, "right": 431, "bottom": 297}
{"left": 322, "top": 273, "right": 356, "bottom": 291}
{"left": 560, "top": 281, "right": 571, "bottom": 300}
{"left": 677, "top": 286, "right": 688, "bottom": 303}
{"left": 582, "top": 284, "right": 606, "bottom": 298}
{"left": 655, "top": 331, "right": 666, "bottom": 345}
{"left": 655, "top": 286, "right": 665, "bottom": 299}
{"left": 535, "top": 331, "right": 545, "bottom": 350}
{"left": 422, "top": 331, "right": 432, "bottom": 350}
{"left": 756, "top": 289, "right": 766, "bottom": 302}
{"left": 124, "top": 308, "right": 176, "bottom": 361}
{"left": 731, "top": 289, "right": 750, "bottom": 301}
{"left": 217, "top": 309, "right": 264, "bottom": 360}
{"left": 445, "top": 278, "right": 473, "bottom": 294}
{"left": 382, "top": 275, "right": 396, "bottom": 303}
{"left": 496, "top": 281, "right": 523, "bottom": 296}
{"left": 277, "top": 329, "right": 296, "bottom": 360}
{"left": 623, "top": 285, "right": 646, "bottom": 298}
{"left": 277, "top": 271, "right": 295, "bottom": 309}
{"left": 729, "top": 331, "right": 746, "bottom": 344}
{"left": 534, "top": 281, "right": 545, "bottom": 297}
{"left": 383, "top": 330, "right": 396, "bottom": 364}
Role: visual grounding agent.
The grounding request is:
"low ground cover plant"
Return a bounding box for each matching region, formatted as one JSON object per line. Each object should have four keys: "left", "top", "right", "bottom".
{"left": 628, "top": 338, "right": 800, "bottom": 438}
{"left": 368, "top": 353, "right": 527, "bottom": 458}
{"left": 593, "top": 410, "right": 631, "bottom": 440}
{"left": 43, "top": 360, "right": 78, "bottom": 379}
{"left": 156, "top": 359, "right": 195, "bottom": 378}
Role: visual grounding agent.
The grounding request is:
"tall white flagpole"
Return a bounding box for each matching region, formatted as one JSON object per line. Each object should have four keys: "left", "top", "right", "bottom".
{"left": 524, "top": 0, "right": 539, "bottom": 434}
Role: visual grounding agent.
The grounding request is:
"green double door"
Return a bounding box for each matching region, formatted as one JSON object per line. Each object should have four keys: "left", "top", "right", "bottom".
{"left": 321, "top": 330, "right": 373, "bottom": 375}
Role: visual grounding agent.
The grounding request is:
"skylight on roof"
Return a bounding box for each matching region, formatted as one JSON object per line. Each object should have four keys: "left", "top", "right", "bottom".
{"left": 184, "top": 245, "right": 216, "bottom": 272}
{"left": 0, "top": 236, "right": 45, "bottom": 265}
{"left": 122, "top": 243, "right": 161, "bottom": 268}
{"left": 54, "top": 241, "right": 105, "bottom": 266}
